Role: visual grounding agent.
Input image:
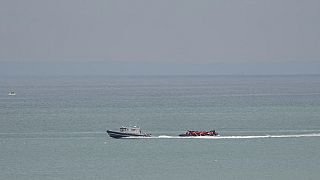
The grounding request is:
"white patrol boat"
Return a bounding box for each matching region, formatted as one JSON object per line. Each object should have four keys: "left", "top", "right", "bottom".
{"left": 107, "top": 126, "right": 151, "bottom": 139}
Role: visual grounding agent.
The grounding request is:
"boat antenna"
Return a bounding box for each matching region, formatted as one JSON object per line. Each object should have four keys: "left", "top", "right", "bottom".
{"left": 137, "top": 118, "right": 140, "bottom": 127}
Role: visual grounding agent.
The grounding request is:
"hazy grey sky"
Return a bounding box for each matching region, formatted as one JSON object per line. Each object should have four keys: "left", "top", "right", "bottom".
{"left": 1, "top": 0, "right": 320, "bottom": 75}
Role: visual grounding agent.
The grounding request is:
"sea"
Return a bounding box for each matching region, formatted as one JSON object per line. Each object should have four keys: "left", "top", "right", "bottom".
{"left": 0, "top": 75, "right": 320, "bottom": 180}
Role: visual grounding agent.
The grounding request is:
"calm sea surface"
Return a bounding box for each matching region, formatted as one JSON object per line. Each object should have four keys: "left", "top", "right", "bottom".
{"left": 1, "top": 75, "right": 320, "bottom": 180}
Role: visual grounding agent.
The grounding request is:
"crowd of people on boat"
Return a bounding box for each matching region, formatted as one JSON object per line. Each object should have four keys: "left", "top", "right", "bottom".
{"left": 181, "top": 130, "right": 218, "bottom": 136}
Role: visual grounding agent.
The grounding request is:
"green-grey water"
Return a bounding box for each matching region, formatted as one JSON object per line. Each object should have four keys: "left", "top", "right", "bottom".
{"left": 1, "top": 75, "right": 320, "bottom": 179}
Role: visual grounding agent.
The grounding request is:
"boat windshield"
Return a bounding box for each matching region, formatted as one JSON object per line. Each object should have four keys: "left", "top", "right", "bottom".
{"left": 120, "top": 127, "right": 128, "bottom": 132}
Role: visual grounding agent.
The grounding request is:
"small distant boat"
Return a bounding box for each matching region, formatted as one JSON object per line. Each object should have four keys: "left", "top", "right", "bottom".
{"left": 107, "top": 126, "right": 151, "bottom": 139}
{"left": 8, "top": 91, "right": 16, "bottom": 96}
{"left": 179, "top": 130, "right": 218, "bottom": 136}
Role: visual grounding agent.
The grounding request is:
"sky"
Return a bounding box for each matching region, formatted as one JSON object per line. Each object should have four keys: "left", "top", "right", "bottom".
{"left": 1, "top": 0, "right": 320, "bottom": 75}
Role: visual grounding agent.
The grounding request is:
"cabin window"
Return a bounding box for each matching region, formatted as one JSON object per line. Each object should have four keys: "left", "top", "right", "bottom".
{"left": 120, "top": 128, "right": 127, "bottom": 132}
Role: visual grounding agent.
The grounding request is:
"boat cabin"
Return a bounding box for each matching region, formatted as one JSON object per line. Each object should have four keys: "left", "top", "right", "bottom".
{"left": 120, "top": 126, "right": 141, "bottom": 135}
{"left": 8, "top": 91, "right": 16, "bottom": 96}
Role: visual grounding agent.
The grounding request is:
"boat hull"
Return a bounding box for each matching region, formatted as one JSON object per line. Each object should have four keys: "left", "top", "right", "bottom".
{"left": 107, "top": 130, "right": 151, "bottom": 139}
